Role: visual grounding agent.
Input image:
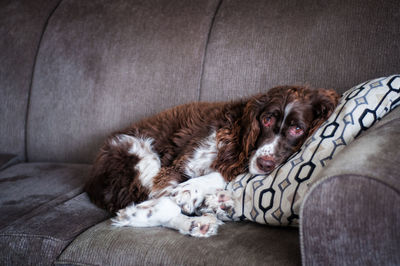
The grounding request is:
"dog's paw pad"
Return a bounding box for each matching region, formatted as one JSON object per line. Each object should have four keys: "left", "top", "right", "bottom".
{"left": 199, "top": 190, "right": 236, "bottom": 221}
{"left": 171, "top": 184, "right": 203, "bottom": 215}
{"left": 187, "top": 214, "right": 222, "bottom": 237}
{"left": 218, "top": 191, "right": 231, "bottom": 202}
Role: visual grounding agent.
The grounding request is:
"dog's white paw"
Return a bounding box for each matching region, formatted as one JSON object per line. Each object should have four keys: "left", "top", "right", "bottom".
{"left": 201, "top": 190, "right": 236, "bottom": 221}
{"left": 171, "top": 173, "right": 227, "bottom": 215}
{"left": 181, "top": 214, "right": 223, "bottom": 237}
{"left": 111, "top": 204, "right": 138, "bottom": 227}
{"left": 171, "top": 182, "right": 204, "bottom": 215}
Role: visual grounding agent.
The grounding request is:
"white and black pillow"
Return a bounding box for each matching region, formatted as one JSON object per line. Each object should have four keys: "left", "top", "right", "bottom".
{"left": 226, "top": 75, "right": 400, "bottom": 225}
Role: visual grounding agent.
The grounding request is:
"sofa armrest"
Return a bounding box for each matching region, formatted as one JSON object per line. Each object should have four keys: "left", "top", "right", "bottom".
{"left": 0, "top": 154, "right": 20, "bottom": 171}
{"left": 300, "top": 108, "right": 400, "bottom": 265}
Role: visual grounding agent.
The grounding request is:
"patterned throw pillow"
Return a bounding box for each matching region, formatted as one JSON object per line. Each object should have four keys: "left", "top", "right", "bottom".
{"left": 225, "top": 75, "right": 400, "bottom": 226}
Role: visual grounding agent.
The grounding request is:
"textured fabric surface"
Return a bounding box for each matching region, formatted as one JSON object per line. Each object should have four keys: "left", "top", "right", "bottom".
{"left": 300, "top": 115, "right": 400, "bottom": 265}
{"left": 0, "top": 163, "right": 110, "bottom": 265}
{"left": 200, "top": 0, "right": 400, "bottom": 101}
{"left": 57, "top": 220, "right": 300, "bottom": 266}
{"left": 301, "top": 176, "right": 400, "bottom": 265}
{"left": 0, "top": 154, "right": 20, "bottom": 171}
{"left": 27, "top": 0, "right": 220, "bottom": 163}
{"left": 226, "top": 75, "right": 400, "bottom": 225}
{"left": 0, "top": 163, "right": 90, "bottom": 229}
{"left": 0, "top": 0, "right": 61, "bottom": 160}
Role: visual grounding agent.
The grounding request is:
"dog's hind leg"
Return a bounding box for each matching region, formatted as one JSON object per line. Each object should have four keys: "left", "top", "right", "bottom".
{"left": 112, "top": 197, "right": 181, "bottom": 227}
{"left": 86, "top": 133, "right": 162, "bottom": 212}
{"left": 168, "top": 212, "right": 222, "bottom": 237}
{"left": 112, "top": 197, "right": 222, "bottom": 237}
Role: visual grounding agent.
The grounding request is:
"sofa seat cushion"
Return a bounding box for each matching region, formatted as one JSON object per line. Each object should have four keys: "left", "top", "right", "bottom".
{"left": 56, "top": 220, "right": 300, "bottom": 265}
{"left": 0, "top": 163, "right": 110, "bottom": 265}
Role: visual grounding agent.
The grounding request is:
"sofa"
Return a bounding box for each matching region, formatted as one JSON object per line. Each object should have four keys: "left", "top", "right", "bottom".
{"left": 1, "top": 0, "right": 399, "bottom": 265}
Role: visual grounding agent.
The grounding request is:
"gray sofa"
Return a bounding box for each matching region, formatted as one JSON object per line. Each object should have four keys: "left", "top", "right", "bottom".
{"left": 1, "top": 0, "right": 399, "bottom": 265}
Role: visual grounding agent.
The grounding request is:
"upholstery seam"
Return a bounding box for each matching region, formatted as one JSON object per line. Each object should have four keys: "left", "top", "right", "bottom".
{"left": 55, "top": 219, "right": 112, "bottom": 263}
{"left": 24, "top": 0, "right": 64, "bottom": 162}
{"left": 54, "top": 260, "right": 97, "bottom": 266}
{"left": 368, "top": 116, "right": 400, "bottom": 132}
{"left": 298, "top": 173, "right": 400, "bottom": 265}
{"left": 0, "top": 233, "right": 65, "bottom": 242}
{"left": 197, "top": 0, "right": 223, "bottom": 101}
{"left": 0, "top": 233, "right": 93, "bottom": 266}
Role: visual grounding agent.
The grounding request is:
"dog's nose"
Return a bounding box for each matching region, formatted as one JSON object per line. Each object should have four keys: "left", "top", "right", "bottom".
{"left": 256, "top": 156, "right": 276, "bottom": 173}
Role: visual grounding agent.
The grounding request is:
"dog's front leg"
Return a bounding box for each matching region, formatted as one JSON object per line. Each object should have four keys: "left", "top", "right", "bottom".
{"left": 171, "top": 172, "right": 226, "bottom": 215}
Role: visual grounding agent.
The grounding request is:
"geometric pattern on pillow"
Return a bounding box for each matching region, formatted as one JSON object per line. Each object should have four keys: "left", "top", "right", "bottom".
{"left": 226, "top": 75, "right": 400, "bottom": 226}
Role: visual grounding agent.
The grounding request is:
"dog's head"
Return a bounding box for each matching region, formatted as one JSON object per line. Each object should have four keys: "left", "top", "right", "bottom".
{"left": 242, "top": 86, "right": 339, "bottom": 175}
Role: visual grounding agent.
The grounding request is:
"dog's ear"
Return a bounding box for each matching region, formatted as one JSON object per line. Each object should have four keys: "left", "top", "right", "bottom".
{"left": 310, "top": 88, "right": 340, "bottom": 135}
{"left": 213, "top": 96, "right": 264, "bottom": 180}
{"left": 241, "top": 95, "right": 265, "bottom": 158}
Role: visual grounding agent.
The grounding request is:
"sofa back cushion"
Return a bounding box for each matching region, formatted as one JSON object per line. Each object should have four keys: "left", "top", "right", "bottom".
{"left": 27, "top": 0, "right": 220, "bottom": 163}
{"left": 24, "top": 0, "right": 399, "bottom": 163}
{"left": 200, "top": 0, "right": 400, "bottom": 101}
{"left": 0, "top": 0, "right": 60, "bottom": 161}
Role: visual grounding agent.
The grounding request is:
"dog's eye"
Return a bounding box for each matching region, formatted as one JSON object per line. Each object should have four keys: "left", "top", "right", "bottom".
{"left": 289, "top": 125, "right": 304, "bottom": 136}
{"left": 262, "top": 116, "right": 274, "bottom": 127}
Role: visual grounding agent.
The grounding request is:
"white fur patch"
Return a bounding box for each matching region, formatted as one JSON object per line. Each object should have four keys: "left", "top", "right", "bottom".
{"left": 281, "top": 102, "right": 294, "bottom": 133}
{"left": 184, "top": 131, "right": 218, "bottom": 178}
{"left": 249, "top": 136, "right": 280, "bottom": 175}
{"left": 112, "top": 197, "right": 181, "bottom": 227}
{"left": 172, "top": 172, "right": 226, "bottom": 215}
{"left": 112, "top": 134, "right": 161, "bottom": 189}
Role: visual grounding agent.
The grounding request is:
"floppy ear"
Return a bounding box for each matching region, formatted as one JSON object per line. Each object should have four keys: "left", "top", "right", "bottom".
{"left": 212, "top": 96, "right": 264, "bottom": 181}
{"left": 241, "top": 95, "right": 264, "bottom": 158}
{"left": 310, "top": 88, "right": 340, "bottom": 134}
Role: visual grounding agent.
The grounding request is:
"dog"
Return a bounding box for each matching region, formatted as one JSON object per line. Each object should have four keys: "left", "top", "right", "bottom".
{"left": 85, "top": 85, "right": 339, "bottom": 236}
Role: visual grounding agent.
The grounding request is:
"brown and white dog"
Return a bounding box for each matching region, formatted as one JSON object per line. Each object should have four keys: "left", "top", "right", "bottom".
{"left": 85, "top": 86, "right": 339, "bottom": 236}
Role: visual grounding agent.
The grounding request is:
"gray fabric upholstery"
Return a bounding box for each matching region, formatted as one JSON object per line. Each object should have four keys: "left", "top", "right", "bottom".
{"left": 0, "top": 154, "right": 20, "bottom": 171}
{"left": 57, "top": 220, "right": 300, "bottom": 266}
{"left": 0, "top": 163, "right": 88, "bottom": 229}
{"left": 300, "top": 108, "right": 400, "bottom": 265}
{"left": 0, "top": 0, "right": 60, "bottom": 161}
{"left": 27, "top": 0, "right": 220, "bottom": 163}
{"left": 200, "top": 0, "right": 400, "bottom": 101}
{"left": 0, "top": 163, "right": 110, "bottom": 265}
{"left": 301, "top": 176, "right": 400, "bottom": 266}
